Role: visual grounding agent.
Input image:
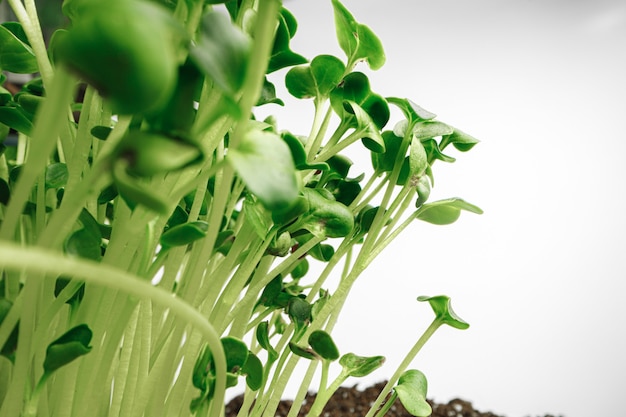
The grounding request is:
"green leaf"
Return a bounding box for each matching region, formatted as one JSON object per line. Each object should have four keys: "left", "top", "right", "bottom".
{"left": 190, "top": 11, "right": 250, "bottom": 96}
{"left": 331, "top": 0, "right": 358, "bottom": 62}
{"left": 192, "top": 344, "right": 213, "bottom": 392}
{"left": 90, "top": 125, "right": 112, "bottom": 141}
{"left": 422, "top": 139, "right": 455, "bottom": 163}
{"left": 0, "top": 24, "right": 38, "bottom": 73}
{"left": 353, "top": 24, "right": 385, "bottom": 70}
{"left": 16, "top": 93, "right": 43, "bottom": 116}
{"left": 331, "top": 0, "right": 385, "bottom": 70}
{"left": 77, "top": 208, "right": 105, "bottom": 245}
{"left": 412, "top": 121, "right": 454, "bottom": 141}
{"left": 387, "top": 97, "right": 437, "bottom": 123}
{"left": 287, "top": 297, "right": 311, "bottom": 333}
{"left": 0, "top": 85, "right": 11, "bottom": 107}
{"left": 339, "top": 353, "right": 385, "bottom": 377}
{"left": 282, "top": 132, "right": 329, "bottom": 171}
{"left": 308, "top": 243, "right": 335, "bottom": 262}
{"left": 267, "top": 231, "right": 292, "bottom": 257}
{"left": 371, "top": 131, "right": 403, "bottom": 173}
{"left": 394, "top": 370, "right": 432, "bottom": 417}
{"left": 0, "top": 105, "right": 34, "bottom": 135}
{"left": 354, "top": 205, "right": 379, "bottom": 236}
{"left": 308, "top": 330, "right": 340, "bottom": 361}
{"left": 160, "top": 221, "right": 208, "bottom": 248}
{"left": 54, "top": 277, "right": 85, "bottom": 307}
{"left": 285, "top": 65, "right": 316, "bottom": 99}
{"left": 0, "top": 178, "right": 10, "bottom": 206}
{"left": 243, "top": 196, "right": 272, "bottom": 239}
{"left": 242, "top": 352, "right": 263, "bottom": 391}
{"left": 268, "top": 8, "right": 307, "bottom": 73}
{"left": 64, "top": 228, "right": 102, "bottom": 261}
{"left": 56, "top": 0, "right": 185, "bottom": 115}
{"left": 310, "top": 55, "right": 346, "bottom": 97}
{"left": 293, "top": 188, "right": 354, "bottom": 238}
{"left": 417, "top": 295, "right": 470, "bottom": 330}
{"left": 440, "top": 128, "right": 480, "bottom": 152}
{"left": 43, "top": 324, "right": 93, "bottom": 374}
{"left": 288, "top": 342, "right": 318, "bottom": 360}
{"left": 286, "top": 55, "right": 345, "bottom": 100}
{"left": 227, "top": 127, "right": 299, "bottom": 212}
{"left": 222, "top": 336, "right": 249, "bottom": 374}
{"left": 256, "top": 321, "right": 278, "bottom": 361}
{"left": 415, "top": 176, "right": 431, "bottom": 207}
{"left": 148, "top": 58, "right": 204, "bottom": 137}
{"left": 1, "top": 22, "right": 29, "bottom": 45}
{"left": 408, "top": 137, "right": 428, "bottom": 179}
{"left": 330, "top": 72, "right": 389, "bottom": 130}
{"left": 114, "top": 131, "right": 203, "bottom": 177}
{"left": 258, "top": 276, "right": 283, "bottom": 308}
{"left": 415, "top": 198, "right": 483, "bottom": 224}
{"left": 97, "top": 184, "right": 118, "bottom": 204}
{"left": 113, "top": 172, "right": 170, "bottom": 214}
{"left": 45, "top": 163, "right": 69, "bottom": 189}
{"left": 290, "top": 258, "right": 309, "bottom": 279}
{"left": 257, "top": 77, "right": 284, "bottom": 106}
{"left": 342, "top": 100, "right": 385, "bottom": 153}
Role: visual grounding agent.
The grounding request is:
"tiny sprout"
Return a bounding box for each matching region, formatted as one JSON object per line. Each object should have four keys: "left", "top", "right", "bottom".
{"left": 417, "top": 295, "right": 470, "bottom": 330}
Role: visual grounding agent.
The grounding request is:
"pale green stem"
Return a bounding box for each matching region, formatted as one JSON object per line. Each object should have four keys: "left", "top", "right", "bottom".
{"left": 0, "top": 241, "right": 228, "bottom": 417}
{"left": 7, "top": 0, "right": 53, "bottom": 85}
{"left": 363, "top": 319, "right": 442, "bottom": 417}
{"left": 0, "top": 67, "right": 75, "bottom": 241}
{"left": 315, "top": 127, "right": 367, "bottom": 163}
{"left": 108, "top": 306, "right": 139, "bottom": 417}
{"left": 285, "top": 361, "right": 319, "bottom": 417}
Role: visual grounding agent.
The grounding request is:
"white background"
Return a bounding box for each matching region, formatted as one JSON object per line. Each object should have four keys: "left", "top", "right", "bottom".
{"left": 268, "top": 1, "right": 626, "bottom": 416}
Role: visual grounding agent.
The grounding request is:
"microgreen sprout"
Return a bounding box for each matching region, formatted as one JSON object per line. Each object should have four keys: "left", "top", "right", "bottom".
{"left": 0, "top": 0, "right": 481, "bottom": 416}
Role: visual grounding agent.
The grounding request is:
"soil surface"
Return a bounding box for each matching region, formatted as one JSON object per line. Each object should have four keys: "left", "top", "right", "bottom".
{"left": 225, "top": 381, "right": 562, "bottom": 417}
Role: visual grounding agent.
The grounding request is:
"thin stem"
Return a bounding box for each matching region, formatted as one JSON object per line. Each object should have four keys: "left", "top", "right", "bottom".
{"left": 0, "top": 241, "right": 228, "bottom": 417}
{"left": 364, "top": 319, "right": 442, "bottom": 417}
{"left": 0, "top": 67, "right": 75, "bottom": 241}
{"left": 7, "top": 0, "right": 53, "bottom": 85}
{"left": 372, "top": 391, "right": 397, "bottom": 417}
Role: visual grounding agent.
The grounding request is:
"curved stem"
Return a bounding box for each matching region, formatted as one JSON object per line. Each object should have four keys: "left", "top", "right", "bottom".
{"left": 364, "top": 319, "right": 442, "bottom": 417}
{"left": 0, "top": 241, "right": 228, "bottom": 417}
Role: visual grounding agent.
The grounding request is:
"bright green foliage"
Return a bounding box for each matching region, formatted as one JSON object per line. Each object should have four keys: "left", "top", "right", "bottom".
{"left": 0, "top": 0, "right": 481, "bottom": 416}
{"left": 331, "top": 0, "right": 385, "bottom": 70}
{"left": 227, "top": 126, "right": 300, "bottom": 211}
{"left": 268, "top": 8, "right": 307, "bottom": 73}
{"left": 330, "top": 72, "right": 389, "bottom": 130}
{"left": 56, "top": 0, "right": 185, "bottom": 115}
{"left": 160, "top": 221, "right": 208, "bottom": 248}
{"left": 418, "top": 295, "right": 470, "bottom": 330}
{"left": 44, "top": 163, "right": 69, "bottom": 189}
{"left": 416, "top": 198, "right": 483, "bottom": 224}
{"left": 308, "top": 330, "right": 340, "bottom": 361}
{"left": 339, "top": 353, "right": 386, "bottom": 377}
{"left": 0, "top": 23, "right": 38, "bottom": 73}
{"left": 286, "top": 55, "right": 346, "bottom": 100}
{"left": 42, "top": 324, "right": 93, "bottom": 374}
{"left": 190, "top": 11, "right": 250, "bottom": 98}
{"left": 112, "top": 131, "right": 203, "bottom": 177}
{"left": 394, "top": 370, "right": 432, "bottom": 417}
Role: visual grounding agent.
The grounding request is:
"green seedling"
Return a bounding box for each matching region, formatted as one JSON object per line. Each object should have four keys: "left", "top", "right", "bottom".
{"left": 367, "top": 296, "right": 469, "bottom": 417}
{"left": 0, "top": 0, "right": 482, "bottom": 416}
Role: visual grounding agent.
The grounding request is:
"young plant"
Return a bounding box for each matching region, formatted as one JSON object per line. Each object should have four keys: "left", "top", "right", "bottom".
{"left": 0, "top": 0, "right": 481, "bottom": 416}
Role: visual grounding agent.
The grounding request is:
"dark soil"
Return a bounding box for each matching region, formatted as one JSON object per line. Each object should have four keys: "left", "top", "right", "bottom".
{"left": 225, "top": 381, "right": 562, "bottom": 417}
